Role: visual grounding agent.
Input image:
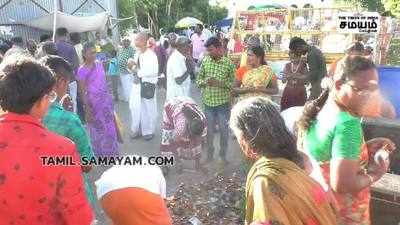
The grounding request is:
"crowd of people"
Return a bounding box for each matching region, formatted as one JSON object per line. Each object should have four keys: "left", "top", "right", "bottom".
{"left": 0, "top": 22, "right": 397, "bottom": 225}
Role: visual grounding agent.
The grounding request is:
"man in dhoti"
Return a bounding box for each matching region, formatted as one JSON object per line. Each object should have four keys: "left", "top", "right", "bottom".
{"left": 128, "top": 32, "right": 159, "bottom": 141}
{"left": 166, "top": 37, "right": 194, "bottom": 101}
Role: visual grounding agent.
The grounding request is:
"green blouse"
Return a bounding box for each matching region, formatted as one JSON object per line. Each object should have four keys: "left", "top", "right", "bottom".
{"left": 304, "top": 110, "right": 363, "bottom": 162}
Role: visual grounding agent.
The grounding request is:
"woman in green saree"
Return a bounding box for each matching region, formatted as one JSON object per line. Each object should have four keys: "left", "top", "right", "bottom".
{"left": 298, "top": 56, "right": 396, "bottom": 225}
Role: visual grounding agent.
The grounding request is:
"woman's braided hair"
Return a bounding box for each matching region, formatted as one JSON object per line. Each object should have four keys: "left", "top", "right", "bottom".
{"left": 230, "top": 97, "right": 304, "bottom": 167}
{"left": 297, "top": 56, "right": 376, "bottom": 132}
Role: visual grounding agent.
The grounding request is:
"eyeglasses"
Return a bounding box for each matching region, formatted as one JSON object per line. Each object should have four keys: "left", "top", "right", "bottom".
{"left": 345, "top": 83, "right": 379, "bottom": 97}
{"left": 46, "top": 91, "right": 58, "bottom": 103}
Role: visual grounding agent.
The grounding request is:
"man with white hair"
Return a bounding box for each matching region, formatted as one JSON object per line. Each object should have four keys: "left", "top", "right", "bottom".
{"left": 128, "top": 32, "right": 159, "bottom": 141}
{"left": 166, "top": 36, "right": 194, "bottom": 101}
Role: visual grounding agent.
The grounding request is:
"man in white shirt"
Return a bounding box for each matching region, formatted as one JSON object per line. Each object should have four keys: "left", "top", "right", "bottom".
{"left": 128, "top": 32, "right": 159, "bottom": 141}
{"left": 166, "top": 37, "right": 193, "bottom": 101}
{"left": 190, "top": 24, "right": 208, "bottom": 63}
{"left": 203, "top": 25, "right": 213, "bottom": 40}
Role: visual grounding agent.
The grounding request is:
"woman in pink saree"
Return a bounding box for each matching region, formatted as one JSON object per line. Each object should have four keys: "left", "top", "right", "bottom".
{"left": 77, "top": 42, "right": 119, "bottom": 156}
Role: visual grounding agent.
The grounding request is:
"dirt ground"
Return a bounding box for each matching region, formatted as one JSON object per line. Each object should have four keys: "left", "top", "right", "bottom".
{"left": 88, "top": 85, "right": 244, "bottom": 225}
{"left": 88, "top": 83, "right": 399, "bottom": 225}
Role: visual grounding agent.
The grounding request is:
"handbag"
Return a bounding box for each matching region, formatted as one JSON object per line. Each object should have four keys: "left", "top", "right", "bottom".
{"left": 136, "top": 55, "right": 156, "bottom": 99}
{"left": 140, "top": 81, "right": 156, "bottom": 99}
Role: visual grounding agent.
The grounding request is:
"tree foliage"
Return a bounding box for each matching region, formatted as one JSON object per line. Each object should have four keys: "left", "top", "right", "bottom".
{"left": 117, "top": 0, "right": 137, "bottom": 35}
{"left": 334, "top": 0, "right": 385, "bottom": 13}
{"left": 359, "top": 0, "right": 386, "bottom": 12}
{"left": 334, "top": 0, "right": 400, "bottom": 17}
{"left": 382, "top": 0, "right": 400, "bottom": 18}
{"left": 117, "top": 0, "right": 228, "bottom": 37}
{"left": 387, "top": 38, "right": 400, "bottom": 65}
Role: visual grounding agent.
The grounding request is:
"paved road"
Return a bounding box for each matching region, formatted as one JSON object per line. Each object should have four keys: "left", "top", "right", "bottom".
{"left": 88, "top": 84, "right": 243, "bottom": 224}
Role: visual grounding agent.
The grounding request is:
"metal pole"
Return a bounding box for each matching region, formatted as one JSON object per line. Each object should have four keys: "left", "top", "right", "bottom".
{"left": 58, "top": 0, "right": 63, "bottom": 12}
{"left": 52, "top": 0, "right": 58, "bottom": 41}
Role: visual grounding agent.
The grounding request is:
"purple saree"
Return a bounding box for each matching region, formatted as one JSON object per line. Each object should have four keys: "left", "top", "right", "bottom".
{"left": 77, "top": 62, "right": 119, "bottom": 156}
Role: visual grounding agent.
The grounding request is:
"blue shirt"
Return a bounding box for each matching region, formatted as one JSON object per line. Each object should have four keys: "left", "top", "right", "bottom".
{"left": 56, "top": 40, "right": 80, "bottom": 72}
{"left": 107, "top": 57, "right": 119, "bottom": 76}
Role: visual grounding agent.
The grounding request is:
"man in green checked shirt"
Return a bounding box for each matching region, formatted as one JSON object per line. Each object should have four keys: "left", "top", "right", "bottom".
{"left": 41, "top": 56, "right": 96, "bottom": 207}
{"left": 196, "top": 37, "right": 235, "bottom": 163}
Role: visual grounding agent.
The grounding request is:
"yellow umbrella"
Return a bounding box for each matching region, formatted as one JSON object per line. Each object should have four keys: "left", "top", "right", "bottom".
{"left": 175, "top": 17, "right": 203, "bottom": 28}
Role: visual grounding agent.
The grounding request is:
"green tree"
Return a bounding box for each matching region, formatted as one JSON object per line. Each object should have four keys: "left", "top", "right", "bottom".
{"left": 334, "top": 0, "right": 385, "bottom": 13}
{"left": 117, "top": 0, "right": 137, "bottom": 36}
{"left": 382, "top": 0, "right": 400, "bottom": 17}
{"left": 117, "top": 0, "right": 227, "bottom": 37}
{"left": 118, "top": 0, "right": 163, "bottom": 36}
{"left": 335, "top": 0, "right": 400, "bottom": 17}
{"left": 387, "top": 38, "right": 400, "bottom": 65}
{"left": 360, "top": 0, "right": 386, "bottom": 12}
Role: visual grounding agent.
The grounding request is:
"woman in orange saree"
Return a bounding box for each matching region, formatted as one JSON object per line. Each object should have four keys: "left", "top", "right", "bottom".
{"left": 233, "top": 46, "right": 278, "bottom": 99}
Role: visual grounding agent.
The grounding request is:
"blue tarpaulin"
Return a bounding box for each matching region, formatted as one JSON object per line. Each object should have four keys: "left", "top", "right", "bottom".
{"left": 378, "top": 66, "right": 400, "bottom": 118}
{"left": 214, "top": 18, "right": 233, "bottom": 28}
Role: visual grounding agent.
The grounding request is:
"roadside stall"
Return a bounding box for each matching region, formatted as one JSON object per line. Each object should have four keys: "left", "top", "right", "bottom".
{"left": 229, "top": 7, "right": 395, "bottom": 67}
{"left": 229, "top": 7, "right": 353, "bottom": 65}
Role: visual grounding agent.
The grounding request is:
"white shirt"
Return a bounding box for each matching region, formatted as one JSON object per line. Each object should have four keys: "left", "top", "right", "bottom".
{"left": 280, "top": 106, "right": 304, "bottom": 134}
{"left": 136, "top": 48, "right": 159, "bottom": 84}
{"left": 95, "top": 156, "right": 166, "bottom": 200}
{"left": 203, "top": 28, "right": 212, "bottom": 40}
{"left": 74, "top": 43, "right": 83, "bottom": 65}
{"left": 166, "top": 49, "right": 190, "bottom": 101}
{"left": 159, "top": 35, "right": 167, "bottom": 46}
{"left": 191, "top": 32, "right": 208, "bottom": 60}
{"left": 280, "top": 106, "right": 329, "bottom": 192}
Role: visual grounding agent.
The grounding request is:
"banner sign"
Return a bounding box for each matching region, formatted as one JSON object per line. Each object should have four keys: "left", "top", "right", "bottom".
{"left": 239, "top": 12, "right": 287, "bottom": 31}
{"left": 337, "top": 12, "right": 380, "bottom": 33}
